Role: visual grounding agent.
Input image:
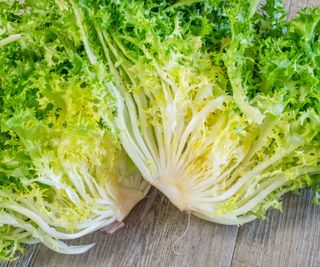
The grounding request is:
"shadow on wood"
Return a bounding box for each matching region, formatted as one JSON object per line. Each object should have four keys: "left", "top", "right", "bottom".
{"left": 30, "top": 189, "right": 238, "bottom": 267}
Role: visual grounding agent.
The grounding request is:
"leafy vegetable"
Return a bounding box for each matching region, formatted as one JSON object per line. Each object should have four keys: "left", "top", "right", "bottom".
{"left": 0, "top": 0, "right": 148, "bottom": 259}
{"left": 1, "top": 0, "right": 320, "bottom": 261}
{"left": 71, "top": 0, "right": 320, "bottom": 224}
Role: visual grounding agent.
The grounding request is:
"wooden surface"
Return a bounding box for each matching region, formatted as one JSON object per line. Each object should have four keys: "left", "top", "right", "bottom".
{"left": 1, "top": 189, "right": 319, "bottom": 267}
{"left": 231, "top": 190, "right": 320, "bottom": 267}
{"left": 32, "top": 190, "right": 239, "bottom": 267}
{"left": 1, "top": 1, "right": 320, "bottom": 266}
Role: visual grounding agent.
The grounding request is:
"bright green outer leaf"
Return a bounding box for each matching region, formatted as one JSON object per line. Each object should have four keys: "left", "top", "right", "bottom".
{"left": 0, "top": 0, "right": 148, "bottom": 260}
{"left": 71, "top": 0, "right": 320, "bottom": 225}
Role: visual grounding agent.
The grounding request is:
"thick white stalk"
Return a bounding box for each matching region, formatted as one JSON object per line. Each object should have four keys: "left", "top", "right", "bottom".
{"left": 0, "top": 211, "right": 95, "bottom": 254}
{"left": 176, "top": 96, "right": 226, "bottom": 158}
{"left": 124, "top": 95, "right": 157, "bottom": 168}
{"left": 132, "top": 93, "right": 160, "bottom": 168}
{"left": 109, "top": 83, "right": 154, "bottom": 179}
{"left": 175, "top": 114, "right": 226, "bottom": 172}
{"left": 65, "top": 169, "right": 91, "bottom": 202}
{"left": 77, "top": 165, "right": 99, "bottom": 197}
{"left": 235, "top": 166, "right": 320, "bottom": 214}
{"left": 234, "top": 176, "right": 287, "bottom": 216}
{"left": 1, "top": 204, "right": 115, "bottom": 240}
{"left": 159, "top": 96, "right": 174, "bottom": 176}
{"left": 153, "top": 122, "right": 166, "bottom": 176}
{"left": 35, "top": 177, "right": 81, "bottom": 204}
{"left": 193, "top": 210, "right": 256, "bottom": 225}
{"left": 0, "top": 34, "right": 22, "bottom": 47}
{"left": 80, "top": 165, "right": 113, "bottom": 202}
{"left": 206, "top": 149, "right": 296, "bottom": 202}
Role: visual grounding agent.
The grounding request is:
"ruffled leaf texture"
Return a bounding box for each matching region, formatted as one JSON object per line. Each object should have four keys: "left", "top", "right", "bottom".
{"left": 70, "top": 0, "right": 320, "bottom": 225}
{"left": 0, "top": 0, "right": 149, "bottom": 260}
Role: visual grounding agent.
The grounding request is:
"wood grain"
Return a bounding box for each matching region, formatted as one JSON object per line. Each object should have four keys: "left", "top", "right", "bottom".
{"left": 231, "top": 190, "right": 320, "bottom": 267}
{"left": 30, "top": 190, "right": 239, "bottom": 267}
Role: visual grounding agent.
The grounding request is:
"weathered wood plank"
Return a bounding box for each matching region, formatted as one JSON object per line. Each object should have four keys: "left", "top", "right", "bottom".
{"left": 287, "top": 0, "right": 319, "bottom": 18}
{"left": 30, "top": 191, "right": 238, "bottom": 267}
{"left": 231, "top": 190, "right": 320, "bottom": 267}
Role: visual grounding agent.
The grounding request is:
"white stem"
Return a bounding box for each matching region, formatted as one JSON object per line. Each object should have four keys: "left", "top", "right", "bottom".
{"left": 234, "top": 176, "right": 287, "bottom": 216}
{"left": 176, "top": 96, "right": 226, "bottom": 158}
{"left": 1, "top": 203, "right": 115, "bottom": 240}
{"left": 234, "top": 166, "right": 320, "bottom": 215}
{"left": 193, "top": 210, "right": 256, "bottom": 225}
{"left": 109, "top": 83, "right": 154, "bottom": 179}
{"left": 69, "top": 0, "right": 97, "bottom": 65}
{"left": 0, "top": 34, "right": 22, "bottom": 47}
{"left": 124, "top": 94, "right": 156, "bottom": 168}
{"left": 207, "top": 149, "right": 295, "bottom": 202}
{"left": 36, "top": 177, "right": 81, "bottom": 204}
{"left": 80, "top": 164, "right": 113, "bottom": 202}
{"left": 65, "top": 168, "right": 90, "bottom": 202}
{"left": 133, "top": 92, "right": 160, "bottom": 169}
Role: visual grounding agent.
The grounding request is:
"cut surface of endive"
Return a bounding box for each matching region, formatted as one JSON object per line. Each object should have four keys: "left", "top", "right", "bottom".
{"left": 73, "top": 0, "right": 320, "bottom": 225}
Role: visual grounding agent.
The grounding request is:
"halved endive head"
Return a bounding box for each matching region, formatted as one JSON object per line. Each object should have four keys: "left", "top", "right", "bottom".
{"left": 74, "top": 0, "right": 320, "bottom": 225}
{"left": 0, "top": 1, "right": 148, "bottom": 260}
